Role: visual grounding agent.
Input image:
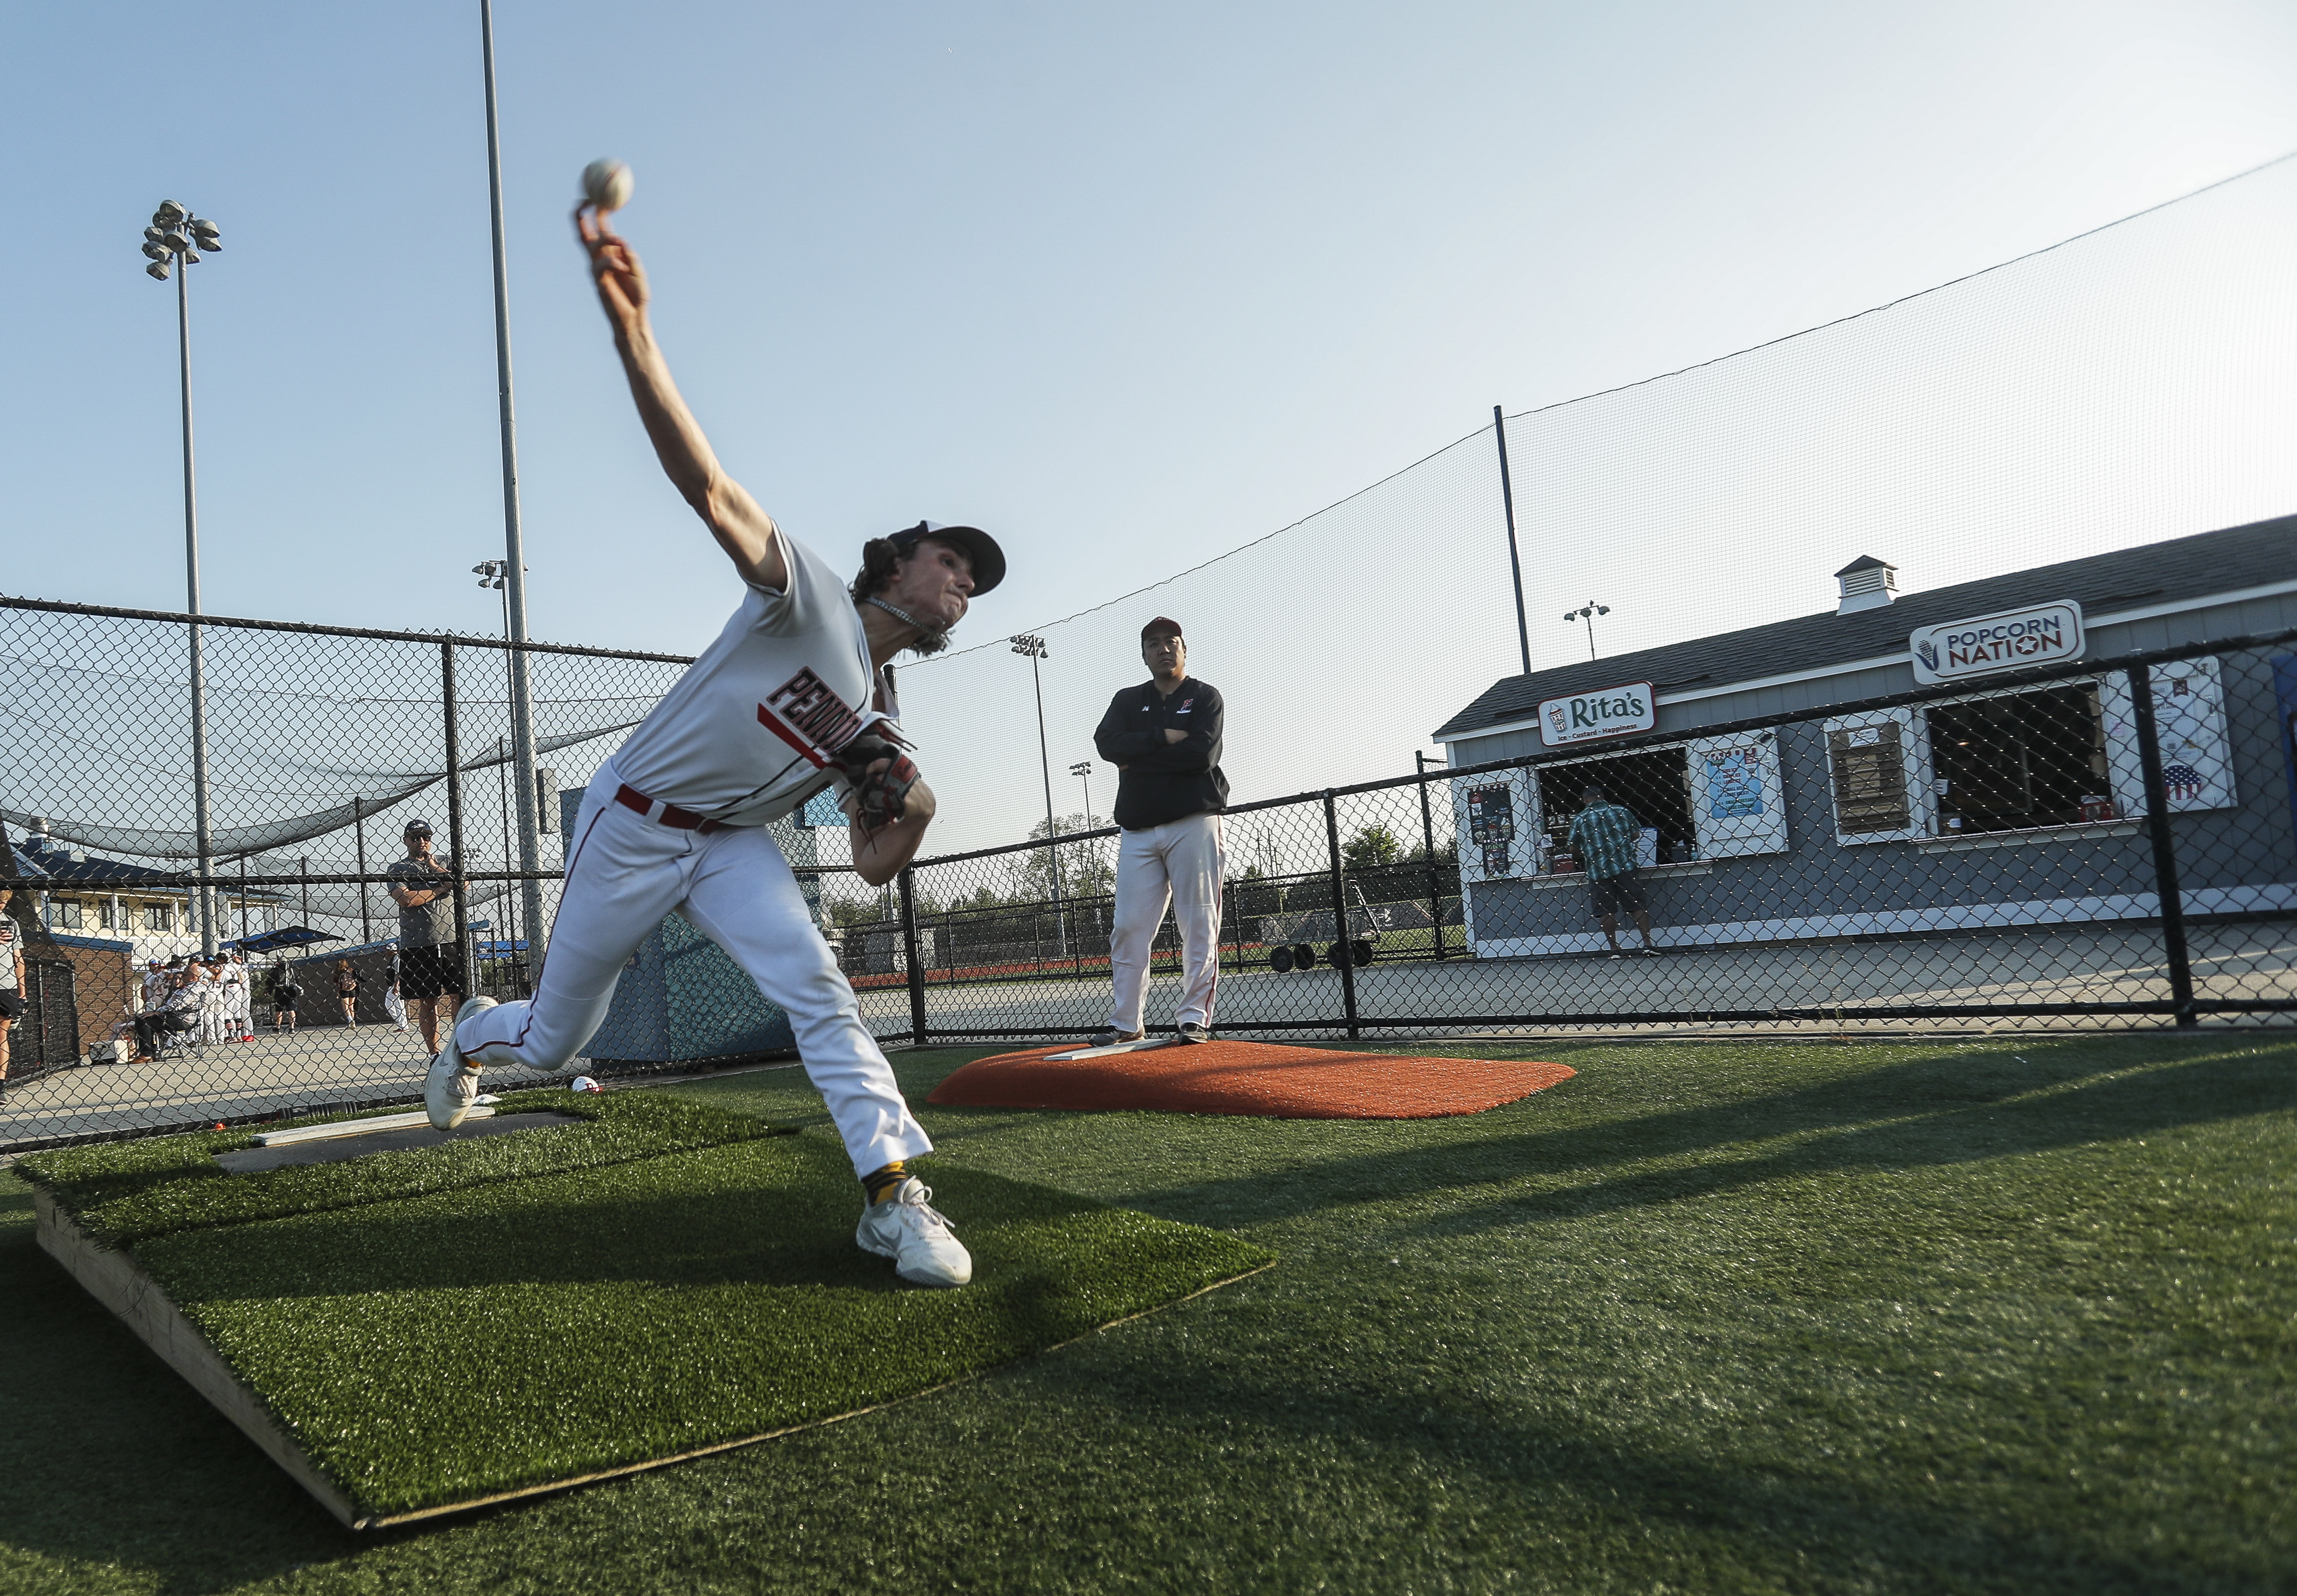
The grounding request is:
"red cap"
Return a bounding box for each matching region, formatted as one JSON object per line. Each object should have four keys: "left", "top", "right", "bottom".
{"left": 1141, "top": 616, "right": 1183, "bottom": 640}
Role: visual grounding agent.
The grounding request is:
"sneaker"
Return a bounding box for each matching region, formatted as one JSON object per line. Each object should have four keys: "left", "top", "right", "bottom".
{"left": 1175, "top": 1022, "right": 1212, "bottom": 1044}
{"left": 1641, "top": 946, "right": 1663, "bottom": 956}
{"left": 1087, "top": 1028, "right": 1144, "bottom": 1049}
{"left": 855, "top": 1177, "right": 972, "bottom": 1287}
{"left": 423, "top": 995, "right": 498, "bottom": 1130}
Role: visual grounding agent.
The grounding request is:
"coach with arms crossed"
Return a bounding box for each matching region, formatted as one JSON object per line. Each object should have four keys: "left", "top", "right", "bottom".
{"left": 1089, "top": 618, "right": 1229, "bottom": 1046}
{"left": 387, "top": 819, "right": 466, "bottom": 1054}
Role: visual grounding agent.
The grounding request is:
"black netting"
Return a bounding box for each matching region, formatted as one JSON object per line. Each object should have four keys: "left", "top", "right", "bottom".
{"left": 6, "top": 158, "right": 2293, "bottom": 1150}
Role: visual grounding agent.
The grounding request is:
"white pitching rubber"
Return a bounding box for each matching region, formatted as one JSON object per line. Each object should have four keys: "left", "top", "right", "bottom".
{"left": 255, "top": 1107, "right": 495, "bottom": 1147}
{"left": 1043, "top": 1037, "right": 1186, "bottom": 1062}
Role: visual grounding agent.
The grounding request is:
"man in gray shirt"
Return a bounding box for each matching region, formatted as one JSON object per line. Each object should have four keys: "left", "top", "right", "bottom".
{"left": 385, "top": 819, "right": 464, "bottom": 1055}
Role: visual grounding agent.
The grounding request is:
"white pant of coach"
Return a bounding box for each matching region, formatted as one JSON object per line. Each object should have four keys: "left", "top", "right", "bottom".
{"left": 1107, "top": 811, "right": 1225, "bottom": 1035}
{"left": 455, "top": 763, "right": 933, "bottom": 1179}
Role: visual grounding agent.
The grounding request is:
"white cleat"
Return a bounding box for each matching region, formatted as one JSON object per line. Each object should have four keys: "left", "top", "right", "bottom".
{"left": 855, "top": 1177, "right": 973, "bottom": 1288}
{"left": 423, "top": 996, "right": 498, "bottom": 1130}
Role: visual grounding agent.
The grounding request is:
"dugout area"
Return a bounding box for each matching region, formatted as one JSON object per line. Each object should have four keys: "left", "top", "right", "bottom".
{"left": 14, "top": 1090, "right": 1272, "bottom": 1529}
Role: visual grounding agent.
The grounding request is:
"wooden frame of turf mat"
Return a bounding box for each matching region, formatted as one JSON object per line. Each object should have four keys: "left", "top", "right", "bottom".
{"left": 22, "top": 1097, "right": 1277, "bottom": 1534}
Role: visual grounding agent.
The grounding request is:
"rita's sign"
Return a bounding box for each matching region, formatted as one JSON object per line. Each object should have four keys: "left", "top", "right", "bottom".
{"left": 1539, "top": 681, "right": 1656, "bottom": 747}
{"left": 1909, "top": 600, "right": 2085, "bottom": 685}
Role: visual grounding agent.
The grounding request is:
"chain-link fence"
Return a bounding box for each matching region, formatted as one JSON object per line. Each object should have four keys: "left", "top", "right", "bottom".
{"left": 886, "top": 630, "right": 2297, "bottom": 1045}
{"left": 0, "top": 597, "right": 722, "bottom": 1150}
{"left": 4, "top": 602, "right": 2293, "bottom": 1154}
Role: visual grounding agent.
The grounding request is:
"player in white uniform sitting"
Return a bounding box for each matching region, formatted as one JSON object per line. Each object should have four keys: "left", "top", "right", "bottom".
{"left": 425, "top": 197, "right": 1005, "bottom": 1289}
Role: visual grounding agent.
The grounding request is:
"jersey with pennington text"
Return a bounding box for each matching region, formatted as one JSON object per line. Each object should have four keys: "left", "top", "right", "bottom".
{"left": 607, "top": 528, "right": 895, "bottom": 827}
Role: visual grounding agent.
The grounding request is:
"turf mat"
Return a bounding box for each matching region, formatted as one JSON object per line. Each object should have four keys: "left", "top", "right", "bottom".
{"left": 14, "top": 1090, "right": 786, "bottom": 1248}
{"left": 62, "top": 1129, "right": 1271, "bottom": 1521}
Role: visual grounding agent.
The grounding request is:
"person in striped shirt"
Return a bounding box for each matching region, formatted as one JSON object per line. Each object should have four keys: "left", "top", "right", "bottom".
{"left": 1565, "top": 783, "right": 1659, "bottom": 957}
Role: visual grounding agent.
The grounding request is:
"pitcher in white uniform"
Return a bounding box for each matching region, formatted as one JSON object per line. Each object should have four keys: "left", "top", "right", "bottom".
{"left": 425, "top": 195, "right": 1002, "bottom": 1290}
{"left": 221, "top": 952, "right": 251, "bottom": 1042}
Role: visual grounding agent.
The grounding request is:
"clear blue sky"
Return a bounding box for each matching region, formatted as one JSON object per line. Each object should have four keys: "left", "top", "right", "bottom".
{"left": 6, "top": 1, "right": 2293, "bottom": 661}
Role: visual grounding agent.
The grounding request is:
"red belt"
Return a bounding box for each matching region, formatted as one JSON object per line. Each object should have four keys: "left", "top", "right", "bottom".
{"left": 615, "top": 783, "right": 725, "bottom": 834}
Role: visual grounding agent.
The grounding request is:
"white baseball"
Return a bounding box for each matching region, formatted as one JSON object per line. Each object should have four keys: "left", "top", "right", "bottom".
{"left": 582, "top": 158, "right": 634, "bottom": 213}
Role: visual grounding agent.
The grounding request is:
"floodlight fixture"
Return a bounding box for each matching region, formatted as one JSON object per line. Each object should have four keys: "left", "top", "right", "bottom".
{"left": 154, "top": 199, "right": 185, "bottom": 226}
{"left": 146, "top": 260, "right": 171, "bottom": 281}
{"left": 1564, "top": 600, "right": 1610, "bottom": 660}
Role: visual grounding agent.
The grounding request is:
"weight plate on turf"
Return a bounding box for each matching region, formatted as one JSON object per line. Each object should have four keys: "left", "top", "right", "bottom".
{"left": 1292, "top": 943, "right": 1317, "bottom": 970}
{"left": 1352, "top": 938, "right": 1375, "bottom": 965}
{"left": 1270, "top": 947, "right": 1294, "bottom": 973}
{"left": 1325, "top": 942, "right": 1350, "bottom": 969}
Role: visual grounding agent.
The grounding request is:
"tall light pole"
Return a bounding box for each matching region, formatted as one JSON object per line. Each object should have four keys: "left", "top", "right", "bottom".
{"left": 1564, "top": 600, "right": 1609, "bottom": 661}
{"left": 1069, "top": 760, "right": 1096, "bottom": 932}
{"left": 1069, "top": 760, "right": 1095, "bottom": 829}
{"left": 1010, "top": 635, "right": 1065, "bottom": 952}
{"left": 142, "top": 200, "right": 225, "bottom": 955}
{"left": 478, "top": 0, "right": 547, "bottom": 964}
{"left": 475, "top": 558, "right": 529, "bottom": 988}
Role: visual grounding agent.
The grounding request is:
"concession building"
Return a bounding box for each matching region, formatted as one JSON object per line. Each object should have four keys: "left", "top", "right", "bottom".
{"left": 1431, "top": 514, "right": 2297, "bottom": 959}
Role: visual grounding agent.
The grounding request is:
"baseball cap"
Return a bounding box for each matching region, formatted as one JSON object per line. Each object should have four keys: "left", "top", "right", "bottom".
{"left": 403, "top": 819, "right": 433, "bottom": 837}
{"left": 1141, "top": 616, "right": 1183, "bottom": 640}
{"left": 887, "top": 520, "right": 1005, "bottom": 596}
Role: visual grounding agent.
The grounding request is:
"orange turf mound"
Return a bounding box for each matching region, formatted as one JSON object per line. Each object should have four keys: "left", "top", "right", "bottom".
{"left": 926, "top": 1040, "right": 1575, "bottom": 1119}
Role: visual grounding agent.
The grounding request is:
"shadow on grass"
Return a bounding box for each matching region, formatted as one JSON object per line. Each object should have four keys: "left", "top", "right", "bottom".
{"left": 1013, "top": 1344, "right": 2274, "bottom": 1594}
{"left": 1112, "top": 1037, "right": 2297, "bottom": 1230}
{"left": 10, "top": 1209, "right": 2245, "bottom": 1596}
{"left": 0, "top": 1205, "right": 354, "bottom": 1591}
{"left": 1416, "top": 1043, "right": 2297, "bottom": 1236}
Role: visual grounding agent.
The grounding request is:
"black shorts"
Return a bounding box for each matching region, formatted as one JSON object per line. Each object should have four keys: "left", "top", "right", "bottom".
{"left": 1588, "top": 872, "right": 1647, "bottom": 919}
{"left": 397, "top": 945, "right": 464, "bottom": 1001}
{"left": 0, "top": 989, "right": 22, "bottom": 1022}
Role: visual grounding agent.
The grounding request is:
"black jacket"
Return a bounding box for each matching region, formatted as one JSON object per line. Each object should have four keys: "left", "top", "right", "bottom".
{"left": 1093, "top": 678, "right": 1229, "bottom": 830}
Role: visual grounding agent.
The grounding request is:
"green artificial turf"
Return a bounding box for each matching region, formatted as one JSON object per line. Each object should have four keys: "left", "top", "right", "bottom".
{"left": 14, "top": 1090, "right": 784, "bottom": 1247}
{"left": 15, "top": 1092, "right": 1269, "bottom": 1522}
{"left": 3, "top": 1032, "right": 2293, "bottom": 1593}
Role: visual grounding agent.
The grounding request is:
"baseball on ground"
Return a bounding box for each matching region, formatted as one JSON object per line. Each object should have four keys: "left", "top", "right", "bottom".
{"left": 581, "top": 158, "right": 634, "bottom": 213}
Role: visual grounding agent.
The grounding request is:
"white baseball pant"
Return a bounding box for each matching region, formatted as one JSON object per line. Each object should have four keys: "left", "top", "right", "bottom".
{"left": 454, "top": 763, "right": 932, "bottom": 1178}
{"left": 1107, "top": 811, "right": 1225, "bottom": 1034}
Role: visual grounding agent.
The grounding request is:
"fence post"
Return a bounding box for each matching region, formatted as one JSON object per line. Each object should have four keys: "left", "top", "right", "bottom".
{"left": 352, "top": 796, "right": 371, "bottom": 946}
{"left": 2126, "top": 663, "right": 2198, "bottom": 1027}
{"left": 1323, "top": 790, "right": 1361, "bottom": 1039}
{"left": 1492, "top": 404, "right": 1532, "bottom": 678}
{"left": 1415, "top": 752, "right": 1447, "bottom": 959}
{"left": 1226, "top": 878, "right": 1243, "bottom": 975}
{"left": 441, "top": 642, "right": 474, "bottom": 1000}
{"left": 898, "top": 866, "right": 928, "bottom": 1047}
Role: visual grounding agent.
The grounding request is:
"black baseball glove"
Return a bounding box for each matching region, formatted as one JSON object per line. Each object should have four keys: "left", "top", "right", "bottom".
{"left": 833, "top": 734, "right": 919, "bottom": 831}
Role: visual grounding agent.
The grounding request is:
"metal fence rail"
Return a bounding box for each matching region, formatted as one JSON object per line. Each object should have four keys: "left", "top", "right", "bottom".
{"left": 4, "top": 595, "right": 2293, "bottom": 1152}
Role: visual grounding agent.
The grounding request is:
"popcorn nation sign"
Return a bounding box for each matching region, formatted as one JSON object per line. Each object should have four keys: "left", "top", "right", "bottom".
{"left": 1909, "top": 600, "right": 2086, "bottom": 685}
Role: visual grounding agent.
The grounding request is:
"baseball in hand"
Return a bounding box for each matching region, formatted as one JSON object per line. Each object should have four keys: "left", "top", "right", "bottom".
{"left": 581, "top": 158, "right": 635, "bottom": 213}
